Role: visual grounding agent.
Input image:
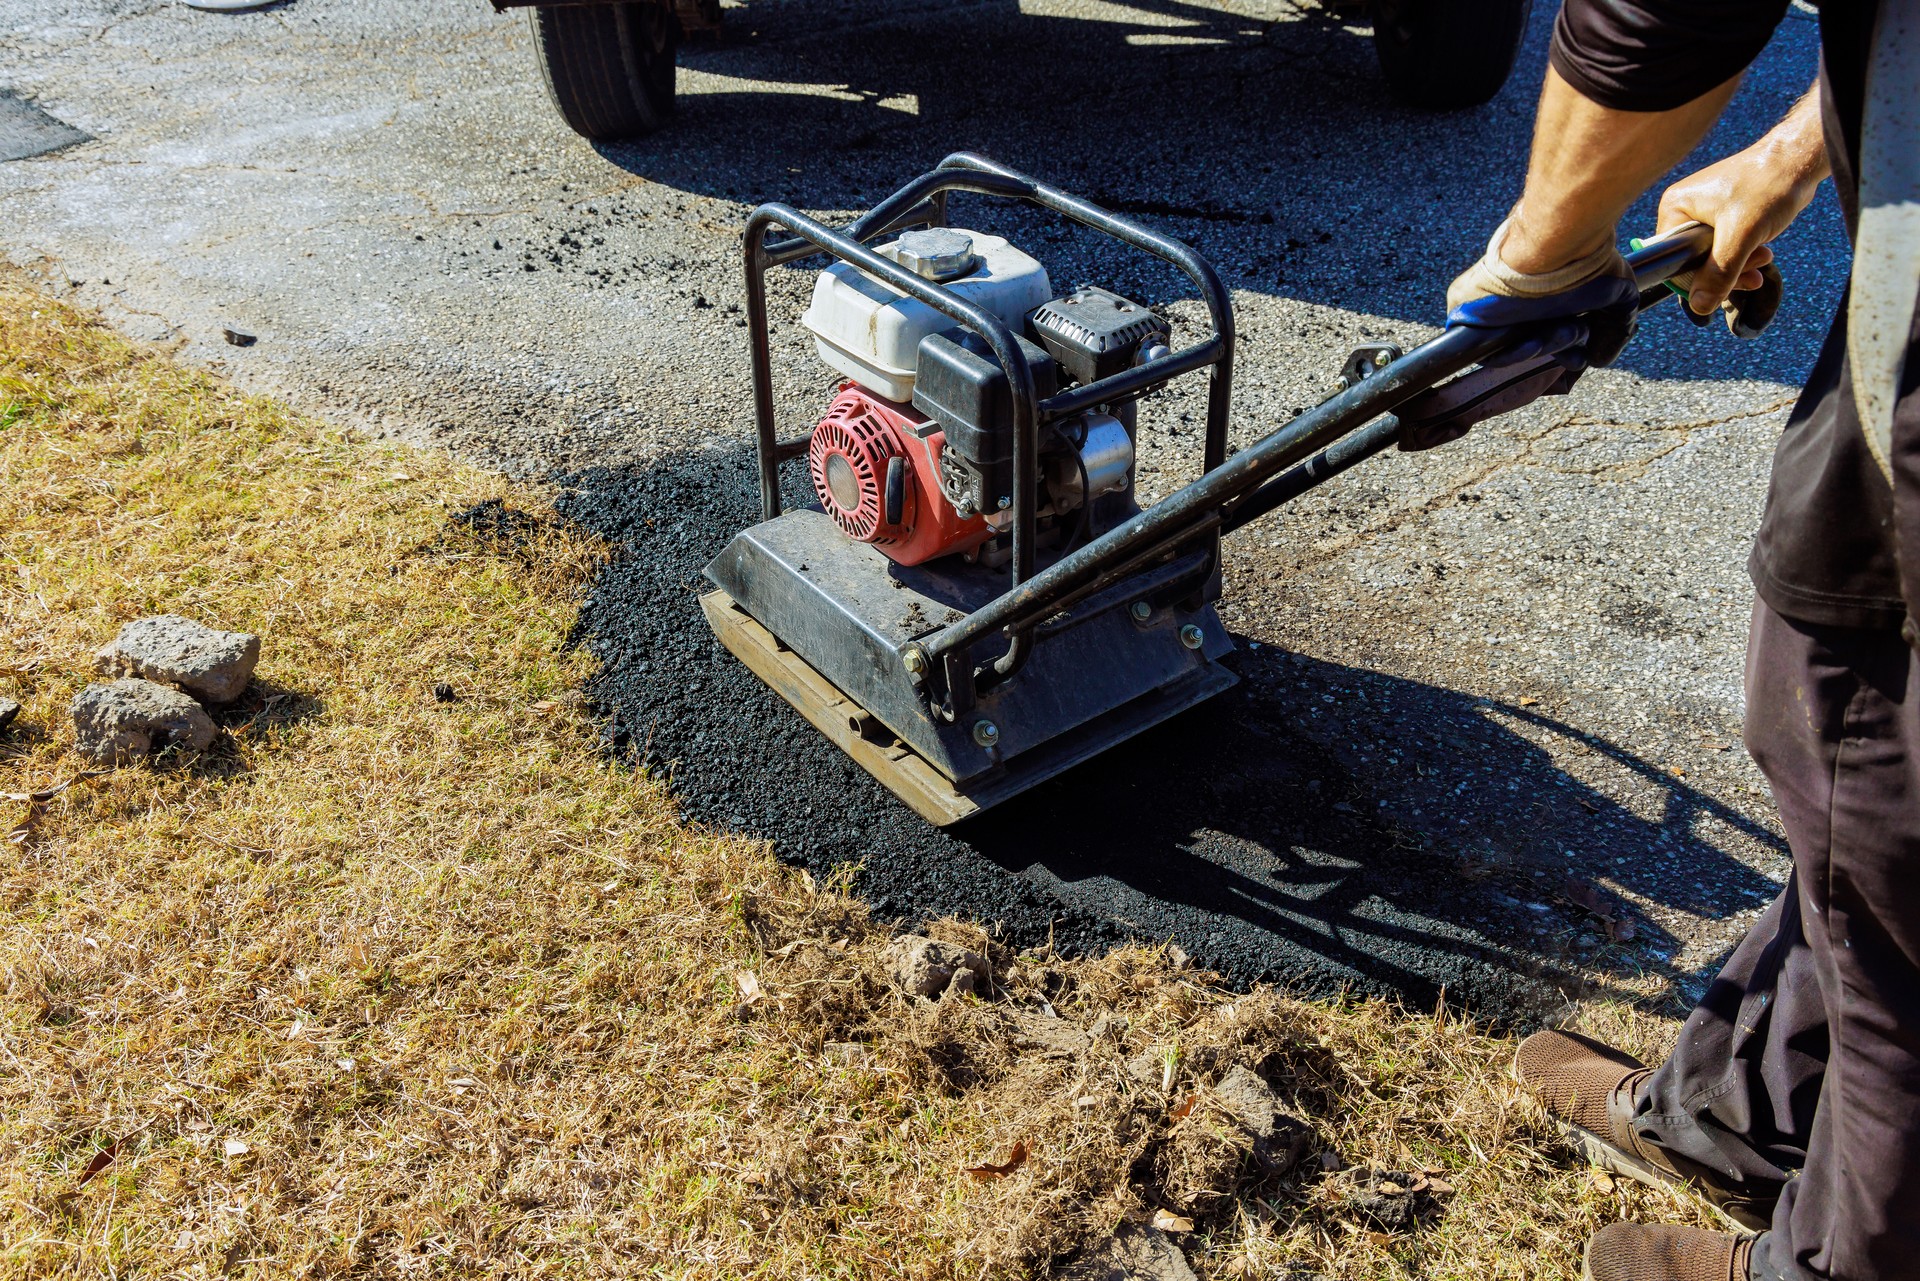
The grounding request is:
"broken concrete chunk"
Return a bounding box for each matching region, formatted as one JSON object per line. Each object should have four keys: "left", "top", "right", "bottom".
{"left": 1064, "top": 1224, "right": 1199, "bottom": 1281}
{"left": 1008, "top": 1010, "right": 1092, "bottom": 1057}
{"left": 1211, "top": 1065, "right": 1312, "bottom": 1174}
{"left": 0, "top": 697, "right": 18, "bottom": 735}
{"left": 1212, "top": 1065, "right": 1280, "bottom": 1133}
{"left": 1126, "top": 1046, "right": 1172, "bottom": 1088}
{"left": 71, "top": 679, "right": 216, "bottom": 763}
{"left": 884, "top": 935, "right": 991, "bottom": 999}
{"left": 96, "top": 615, "right": 260, "bottom": 703}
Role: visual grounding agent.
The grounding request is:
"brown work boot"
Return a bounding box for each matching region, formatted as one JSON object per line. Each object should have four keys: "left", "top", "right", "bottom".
{"left": 1582, "top": 1223, "right": 1754, "bottom": 1281}
{"left": 1516, "top": 1030, "right": 1772, "bottom": 1230}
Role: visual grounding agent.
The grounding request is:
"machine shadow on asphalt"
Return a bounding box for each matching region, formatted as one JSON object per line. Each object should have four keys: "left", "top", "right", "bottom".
{"left": 953, "top": 646, "right": 1785, "bottom": 1013}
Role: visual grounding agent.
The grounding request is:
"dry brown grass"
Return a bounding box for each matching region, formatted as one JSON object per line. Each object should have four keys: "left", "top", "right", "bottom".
{"left": 0, "top": 277, "right": 1723, "bottom": 1279}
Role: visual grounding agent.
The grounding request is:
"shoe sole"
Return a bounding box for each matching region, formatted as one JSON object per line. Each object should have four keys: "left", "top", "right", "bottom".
{"left": 1554, "top": 1117, "right": 1770, "bottom": 1232}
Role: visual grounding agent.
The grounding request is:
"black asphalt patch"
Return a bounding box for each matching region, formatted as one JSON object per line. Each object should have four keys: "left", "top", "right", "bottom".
{"left": 554, "top": 450, "right": 1776, "bottom": 1025}
{"left": 0, "top": 90, "right": 89, "bottom": 163}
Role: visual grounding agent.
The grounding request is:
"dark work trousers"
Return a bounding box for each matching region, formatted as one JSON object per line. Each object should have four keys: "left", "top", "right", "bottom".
{"left": 1631, "top": 601, "right": 1920, "bottom": 1280}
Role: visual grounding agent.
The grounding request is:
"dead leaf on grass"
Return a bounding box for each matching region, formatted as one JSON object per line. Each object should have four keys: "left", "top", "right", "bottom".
{"left": 1588, "top": 1168, "right": 1616, "bottom": 1193}
{"left": 1561, "top": 876, "right": 1638, "bottom": 943}
{"left": 1151, "top": 1209, "right": 1194, "bottom": 1233}
{"left": 222, "top": 1139, "right": 249, "bottom": 1158}
{"left": 967, "top": 1140, "right": 1028, "bottom": 1180}
{"left": 74, "top": 1140, "right": 120, "bottom": 1189}
{"left": 1169, "top": 1093, "right": 1198, "bottom": 1120}
{"left": 2, "top": 769, "right": 109, "bottom": 805}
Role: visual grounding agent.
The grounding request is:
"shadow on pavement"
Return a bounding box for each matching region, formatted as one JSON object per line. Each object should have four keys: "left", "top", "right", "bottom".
{"left": 584, "top": 0, "right": 1837, "bottom": 386}
{"left": 953, "top": 638, "right": 1782, "bottom": 1017}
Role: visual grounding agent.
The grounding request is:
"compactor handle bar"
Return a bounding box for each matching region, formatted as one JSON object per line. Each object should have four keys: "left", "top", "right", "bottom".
{"left": 901, "top": 221, "right": 1717, "bottom": 679}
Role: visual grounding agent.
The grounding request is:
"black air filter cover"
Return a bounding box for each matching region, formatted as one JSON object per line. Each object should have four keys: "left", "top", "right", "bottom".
{"left": 1028, "top": 286, "right": 1170, "bottom": 385}
{"left": 912, "top": 329, "right": 1059, "bottom": 465}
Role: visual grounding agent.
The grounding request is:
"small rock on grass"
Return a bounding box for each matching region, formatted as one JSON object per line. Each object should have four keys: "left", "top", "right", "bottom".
{"left": 71, "top": 679, "right": 216, "bottom": 763}
{"left": 0, "top": 697, "right": 19, "bottom": 735}
{"left": 96, "top": 615, "right": 260, "bottom": 704}
{"left": 1064, "top": 1224, "right": 1198, "bottom": 1281}
{"left": 884, "top": 935, "right": 991, "bottom": 999}
{"left": 1336, "top": 1167, "right": 1433, "bottom": 1233}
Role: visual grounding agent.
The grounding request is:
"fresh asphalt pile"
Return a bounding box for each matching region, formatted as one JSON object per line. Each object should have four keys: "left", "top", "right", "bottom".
{"left": 558, "top": 449, "right": 1647, "bottom": 1023}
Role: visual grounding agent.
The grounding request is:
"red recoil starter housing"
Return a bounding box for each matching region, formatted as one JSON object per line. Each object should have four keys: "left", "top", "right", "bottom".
{"left": 807, "top": 383, "right": 990, "bottom": 567}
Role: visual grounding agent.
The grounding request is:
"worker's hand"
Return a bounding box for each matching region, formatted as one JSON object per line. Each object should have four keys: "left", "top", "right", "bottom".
{"left": 1444, "top": 219, "right": 1641, "bottom": 370}
{"left": 1655, "top": 110, "right": 1825, "bottom": 319}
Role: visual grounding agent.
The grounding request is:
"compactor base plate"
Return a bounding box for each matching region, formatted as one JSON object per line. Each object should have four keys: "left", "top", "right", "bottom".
{"left": 700, "top": 588, "right": 1236, "bottom": 825}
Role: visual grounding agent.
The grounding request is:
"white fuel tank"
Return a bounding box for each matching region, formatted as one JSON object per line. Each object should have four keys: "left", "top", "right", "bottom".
{"left": 802, "top": 228, "right": 1052, "bottom": 403}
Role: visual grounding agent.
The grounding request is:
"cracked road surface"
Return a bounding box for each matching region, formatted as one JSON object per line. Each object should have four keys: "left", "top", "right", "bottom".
{"left": 1, "top": 0, "right": 1849, "bottom": 1016}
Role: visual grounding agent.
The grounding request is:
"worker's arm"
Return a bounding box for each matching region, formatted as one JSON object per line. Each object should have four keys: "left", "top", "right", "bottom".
{"left": 1444, "top": 0, "right": 1796, "bottom": 359}
{"left": 1444, "top": 68, "right": 1743, "bottom": 367}
{"left": 1500, "top": 66, "right": 1741, "bottom": 280}
{"left": 1450, "top": 70, "right": 1827, "bottom": 363}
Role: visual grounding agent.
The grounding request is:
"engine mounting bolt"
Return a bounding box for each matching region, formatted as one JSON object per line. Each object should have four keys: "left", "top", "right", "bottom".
{"left": 1179, "top": 624, "right": 1205, "bottom": 650}
{"left": 1129, "top": 600, "right": 1152, "bottom": 621}
{"left": 902, "top": 647, "right": 927, "bottom": 675}
{"left": 1373, "top": 348, "right": 1393, "bottom": 368}
{"left": 1334, "top": 374, "right": 1351, "bottom": 391}
{"left": 997, "top": 496, "right": 1011, "bottom": 510}
{"left": 972, "top": 719, "right": 1001, "bottom": 748}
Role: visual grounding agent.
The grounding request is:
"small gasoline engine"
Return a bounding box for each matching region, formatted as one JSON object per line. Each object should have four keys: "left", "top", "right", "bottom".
{"left": 800, "top": 227, "right": 1165, "bottom": 568}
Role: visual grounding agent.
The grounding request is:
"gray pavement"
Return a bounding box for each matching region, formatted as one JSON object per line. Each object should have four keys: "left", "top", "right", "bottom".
{"left": 0, "top": 0, "right": 1846, "bottom": 1009}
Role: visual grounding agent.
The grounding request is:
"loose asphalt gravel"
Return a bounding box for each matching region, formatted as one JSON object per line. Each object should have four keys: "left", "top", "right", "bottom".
{"left": 1, "top": 0, "right": 1846, "bottom": 1020}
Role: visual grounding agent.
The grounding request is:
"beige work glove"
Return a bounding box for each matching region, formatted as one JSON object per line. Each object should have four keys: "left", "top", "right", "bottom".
{"left": 1445, "top": 219, "right": 1641, "bottom": 369}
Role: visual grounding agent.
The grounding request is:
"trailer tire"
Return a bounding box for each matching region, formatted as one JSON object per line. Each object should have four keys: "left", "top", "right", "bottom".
{"left": 1368, "top": 0, "right": 1532, "bottom": 110}
{"left": 530, "top": 1, "right": 678, "bottom": 141}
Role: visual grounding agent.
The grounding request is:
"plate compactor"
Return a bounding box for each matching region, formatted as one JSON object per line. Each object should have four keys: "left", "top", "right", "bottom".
{"left": 701, "top": 153, "right": 1724, "bottom": 825}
